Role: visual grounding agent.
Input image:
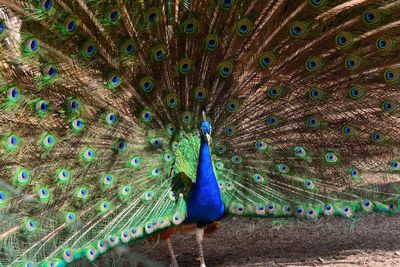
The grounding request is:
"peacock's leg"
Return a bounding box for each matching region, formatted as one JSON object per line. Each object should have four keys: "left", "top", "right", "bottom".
{"left": 166, "top": 238, "right": 179, "bottom": 267}
{"left": 196, "top": 227, "right": 206, "bottom": 267}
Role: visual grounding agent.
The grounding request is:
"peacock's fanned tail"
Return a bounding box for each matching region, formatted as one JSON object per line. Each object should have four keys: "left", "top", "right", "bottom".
{"left": 0, "top": 0, "right": 399, "bottom": 266}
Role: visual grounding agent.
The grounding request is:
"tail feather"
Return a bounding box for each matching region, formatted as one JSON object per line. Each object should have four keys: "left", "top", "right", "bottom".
{"left": 0, "top": 0, "right": 400, "bottom": 265}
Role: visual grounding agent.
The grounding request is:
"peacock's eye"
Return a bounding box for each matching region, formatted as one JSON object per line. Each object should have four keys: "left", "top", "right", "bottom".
{"left": 36, "top": 100, "right": 48, "bottom": 113}
{"left": 68, "top": 20, "right": 76, "bottom": 32}
{"left": 110, "top": 10, "right": 119, "bottom": 21}
{"left": 70, "top": 100, "right": 78, "bottom": 110}
{"left": 107, "top": 73, "right": 122, "bottom": 89}
{"left": 43, "top": 65, "right": 57, "bottom": 78}
{"left": 42, "top": 0, "right": 53, "bottom": 11}
{"left": 7, "top": 87, "right": 20, "bottom": 101}
{"left": 0, "top": 21, "right": 5, "bottom": 34}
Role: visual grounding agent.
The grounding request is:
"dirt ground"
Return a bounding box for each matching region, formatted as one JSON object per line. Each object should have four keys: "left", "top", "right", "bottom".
{"left": 86, "top": 213, "right": 400, "bottom": 267}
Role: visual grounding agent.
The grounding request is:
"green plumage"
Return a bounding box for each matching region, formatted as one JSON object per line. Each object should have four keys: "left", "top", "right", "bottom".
{"left": 1, "top": 0, "right": 400, "bottom": 266}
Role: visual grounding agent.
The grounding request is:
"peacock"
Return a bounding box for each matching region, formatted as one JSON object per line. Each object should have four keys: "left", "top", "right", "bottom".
{"left": 1, "top": 0, "right": 400, "bottom": 266}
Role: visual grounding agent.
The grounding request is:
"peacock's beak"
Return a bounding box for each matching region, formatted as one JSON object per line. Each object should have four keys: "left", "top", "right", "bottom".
{"left": 205, "top": 134, "right": 211, "bottom": 144}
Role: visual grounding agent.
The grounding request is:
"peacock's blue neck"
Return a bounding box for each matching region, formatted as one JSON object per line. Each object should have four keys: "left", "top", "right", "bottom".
{"left": 185, "top": 135, "right": 225, "bottom": 224}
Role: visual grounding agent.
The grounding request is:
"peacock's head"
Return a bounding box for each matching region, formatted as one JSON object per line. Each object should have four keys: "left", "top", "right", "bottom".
{"left": 200, "top": 107, "right": 211, "bottom": 143}
{"left": 200, "top": 121, "right": 212, "bottom": 144}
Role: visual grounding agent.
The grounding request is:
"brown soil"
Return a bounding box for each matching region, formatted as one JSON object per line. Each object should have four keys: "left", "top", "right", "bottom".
{"left": 86, "top": 213, "right": 400, "bottom": 267}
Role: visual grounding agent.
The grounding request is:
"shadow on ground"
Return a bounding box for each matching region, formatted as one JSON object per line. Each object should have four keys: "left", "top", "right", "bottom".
{"left": 78, "top": 213, "right": 400, "bottom": 267}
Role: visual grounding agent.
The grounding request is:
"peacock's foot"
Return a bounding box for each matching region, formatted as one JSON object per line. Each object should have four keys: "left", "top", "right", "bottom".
{"left": 195, "top": 257, "right": 206, "bottom": 266}
{"left": 169, "top": 261, "right": 179, "bottom": 267}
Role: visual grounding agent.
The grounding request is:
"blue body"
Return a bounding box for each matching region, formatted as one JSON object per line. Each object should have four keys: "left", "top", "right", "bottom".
{"left": 185, "top": 125, "right": 225, "bottom": 224}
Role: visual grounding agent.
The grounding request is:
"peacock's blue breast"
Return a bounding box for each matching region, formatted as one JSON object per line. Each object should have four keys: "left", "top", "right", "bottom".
{"left": 185, "top": 137, "right": 225, "bottom": 223}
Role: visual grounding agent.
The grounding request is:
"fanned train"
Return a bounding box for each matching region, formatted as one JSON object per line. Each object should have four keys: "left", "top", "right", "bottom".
{"left": 1, "top": 0, "right": 400, "bottom": 266}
